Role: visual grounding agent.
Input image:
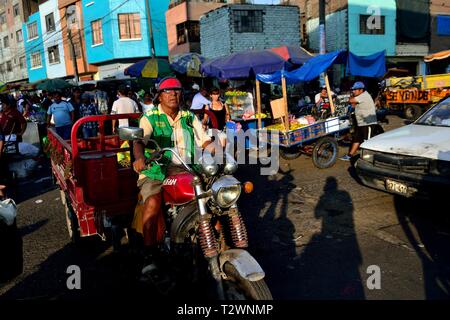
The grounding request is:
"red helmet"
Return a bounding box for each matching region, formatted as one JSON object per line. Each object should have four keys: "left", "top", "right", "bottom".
{"left": 156, "top": 77, "right": 182, "bottom": 92}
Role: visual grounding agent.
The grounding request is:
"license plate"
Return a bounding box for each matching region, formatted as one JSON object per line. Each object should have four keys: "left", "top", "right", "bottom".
{"left": 386, "top": 179, "right": 408, "bottom": 195}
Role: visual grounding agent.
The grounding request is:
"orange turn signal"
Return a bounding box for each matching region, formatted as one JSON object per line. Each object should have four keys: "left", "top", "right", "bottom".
{"left": 243, "top": 181, "right": 254, "bottom": 194}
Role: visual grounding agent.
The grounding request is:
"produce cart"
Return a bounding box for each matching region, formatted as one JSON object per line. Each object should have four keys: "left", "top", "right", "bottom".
{"left": 259, "top": 116, "right": 351, "bottom": 168}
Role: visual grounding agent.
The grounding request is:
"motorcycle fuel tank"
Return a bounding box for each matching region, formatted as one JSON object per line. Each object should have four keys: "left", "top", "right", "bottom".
{"left": 162, "top": 172, "right": 195, "bottom": 205}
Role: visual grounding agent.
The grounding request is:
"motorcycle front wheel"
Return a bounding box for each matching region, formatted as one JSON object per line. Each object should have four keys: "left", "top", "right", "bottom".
{"left": 222, "top": 262, "right": 273, "bottom": 300}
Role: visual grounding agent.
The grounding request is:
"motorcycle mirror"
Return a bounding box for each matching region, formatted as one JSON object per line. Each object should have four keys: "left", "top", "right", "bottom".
{"left": 117, "top": 127, "right": 144, "bottom": 141}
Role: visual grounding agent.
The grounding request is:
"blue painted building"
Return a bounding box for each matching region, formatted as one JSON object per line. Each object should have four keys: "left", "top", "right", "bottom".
{"left": 23, "top": 11, "right": 47, "bottom": 83}
{"left": 347, "top": 0, "right": 396, "bottom": 56}
{"left": 82, "top": 0, "right": 169, "bottom": 79}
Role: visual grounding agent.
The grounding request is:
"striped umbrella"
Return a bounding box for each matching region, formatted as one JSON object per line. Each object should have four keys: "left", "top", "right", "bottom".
{"left": 124, "top": 58, "right": 173, "bottom": 78}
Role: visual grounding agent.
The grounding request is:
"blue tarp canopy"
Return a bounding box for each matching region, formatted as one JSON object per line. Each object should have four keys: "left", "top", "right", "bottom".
{"left": 256, "top": 50, "right": 386, "bottom": 85}
{"left": 200, "top": 46, "right": 313, "bottom": 79}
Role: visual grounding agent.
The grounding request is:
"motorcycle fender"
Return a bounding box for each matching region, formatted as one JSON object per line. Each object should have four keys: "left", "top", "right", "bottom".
{"left": 219, "top": 249, "right": 265, "bottom": 282}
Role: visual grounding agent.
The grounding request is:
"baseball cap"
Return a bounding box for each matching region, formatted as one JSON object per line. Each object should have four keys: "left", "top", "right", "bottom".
{"left": 351, "top": 81, "right": 365, "bottom": 90}
{"left": 192, "top": 83, "right": 200, "bottom": 90}
{"left": 157, "top": 77, "right": 182, "bottom": 92}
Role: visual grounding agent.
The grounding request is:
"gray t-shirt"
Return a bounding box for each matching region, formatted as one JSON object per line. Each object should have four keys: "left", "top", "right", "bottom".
{"left": 355, "top": 91, "right": 377, "bottom": 126}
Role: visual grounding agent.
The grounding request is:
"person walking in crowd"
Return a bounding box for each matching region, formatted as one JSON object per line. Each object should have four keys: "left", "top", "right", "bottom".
{"left": 340, "top": 82, "right": 378, "bottom": 161}
{"left": 40, "top": 90, "right": 52, "bottom": 111}
{"left": 111, "top": 85, "right": 139, "bottom": 131}
{"left": 0, "top": 95, "right": 27, "bottom": 144}
{"left": 47, "top": 91, "right": 75, "bottom": 140}
{"left": 140, "top": 92, "right": 154, "bottom": 113}
{"left": 68, "top": 87, "right": 83, "bottom": 122}
{"left": 203, "top": 87, "right": 229, "bottom": 131}
{"left": 79, "top": 93, "right": 99, "bottom": 139}
{"left": 190, "top": 87, "right": 210, "bottom": 115}
{"left": 94, "top": 84, "right": 109, "bottom": 115}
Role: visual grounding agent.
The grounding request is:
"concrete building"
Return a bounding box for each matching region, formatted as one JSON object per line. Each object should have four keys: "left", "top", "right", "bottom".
{"left": 82, "top": 0, "right": 169, "bottom": 80}
{"left": 200, "top": 4, "right": 301, "bottom": 59}
{"left": 283, "top": 0, "right": 450, "bottom": 75}
{"left": 165, "top": 0, "right": 228, "bottom": 57}
{"left": 58, "top": 0, "right": 97, "bottom": 82}
{"left": 40, "top": 0, "right": 67, "bottom": 79}
{"left": 0, "top": 0, "right": 29, "bottom": 84}
{"left": 23, "top": 10, "right": 47, "bottom": 83}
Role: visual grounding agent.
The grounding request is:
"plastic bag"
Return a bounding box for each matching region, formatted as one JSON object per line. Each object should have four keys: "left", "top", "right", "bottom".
{"left": 0, "top": 198, "right": 17, "bottom": 226}
{"left": 19, "top": 142, "right": 40, "bottom": 157}
{"left": 9, "top": 159, "right": 38, "bottom": 178}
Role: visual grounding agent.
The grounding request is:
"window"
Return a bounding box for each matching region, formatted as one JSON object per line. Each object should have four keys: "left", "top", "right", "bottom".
{"left": 0, "top": 64, "right": 4, "bottom": 73}
{"left": 45, "top": 13, "right": 55, "bottom": 32}
{"left": 233, "top": 10, "right": 263, "bottom": 33}
{"left": 13, "top": 4, "right": 19, "bottom": 17}
{"left": 3, "top": 36, "right": 8, "bottom": 48}
{"left": 91, "top": 19, "right": 103, "bottom": 45}
{"left": 27, "top": 22, "right": 38, "bottom": 40}
{"left": 48, "top": 45, "right": 60, "bottom": 64}
{"left": 118, "top": 13, "right": 141, "bottom": 40}
{"left": 360, "top": 15, "right": 385, "bottom": 35}
{"left": 19, "top": 56, "right": 25, "bottom": 69}
{"left": 16, "top": 29, "right": 22, "bottom": 42}
{"left": 31, "top": 52, "right": 42, "bottom": 68}
{"left": 0, "top": 12, "right": 5, "bottom": 25}
{"left": 176, "top": 21, "right": 200, "bottom": 45}
{"left": 6, "top": 60, "right": 12, "bottom": 72}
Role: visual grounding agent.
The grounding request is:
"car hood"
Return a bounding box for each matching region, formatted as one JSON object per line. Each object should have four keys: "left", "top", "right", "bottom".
{"left": 361, "top": 124, "right": 450, "bottom": 161}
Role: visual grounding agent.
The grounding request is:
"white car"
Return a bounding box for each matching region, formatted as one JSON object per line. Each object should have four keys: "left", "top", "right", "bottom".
{"left": 356, "top": 96, "right": 450, "bottom": 198}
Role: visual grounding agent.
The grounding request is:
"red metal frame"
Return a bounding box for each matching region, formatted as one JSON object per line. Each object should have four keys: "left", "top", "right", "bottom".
{"left": 50, "top": 114, "right": 141, "bottom": 238}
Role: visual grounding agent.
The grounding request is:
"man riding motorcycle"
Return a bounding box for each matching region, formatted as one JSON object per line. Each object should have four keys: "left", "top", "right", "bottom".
{"left": 132, "top": 77, "right": 214, "bottom": 282}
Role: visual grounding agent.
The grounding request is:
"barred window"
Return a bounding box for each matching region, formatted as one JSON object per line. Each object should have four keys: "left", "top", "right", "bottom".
{"left": 16, "top": 29, "right": 23, "bottom": 42}
{"left": 118, "top": 13, "right": 141, "bottom": 40}
{"left": 233, "top": 10, "right": 263, "bottom": 33}
{"left": 360, "top": 15, "right": 385, "bottom": 35}
{"left": 91, "top": 19, "right": 103, "bottom": 45}
{"left": 176, "top": 21, "right": 200, "bottom": 45}
{"left": 31, "top": 52, "right": 42, "bottom": 68}
{"left": 27, "top": 22, "right": 38, "bottom": 40}
{"left": 48, "top": 45, "right": 60, "bottom": 64}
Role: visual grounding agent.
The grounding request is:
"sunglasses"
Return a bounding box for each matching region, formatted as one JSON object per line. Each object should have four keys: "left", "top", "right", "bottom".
{"left": 161, "top": 88, "right": 182, "bottom": 94}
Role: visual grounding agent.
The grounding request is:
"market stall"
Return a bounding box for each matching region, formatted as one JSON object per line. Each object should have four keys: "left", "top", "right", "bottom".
{"left": 255, "top": 49, "right": 387, "bottom": 167}
{"left": 200, "top": 46, "right": 313, "bottom": 148}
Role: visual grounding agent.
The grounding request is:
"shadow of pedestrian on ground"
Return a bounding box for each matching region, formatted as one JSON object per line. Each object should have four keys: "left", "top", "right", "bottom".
{"left": 394, "top": 195, "right": 450, "bottom": 299}
{"left": 236, "top": 164, "right": 297, "bottom": 299}
{"left": 288, "top": 176, "right": 365, "bottom": 299}
{"left": 19, "top": 219, "right": 48, "bottom": 238}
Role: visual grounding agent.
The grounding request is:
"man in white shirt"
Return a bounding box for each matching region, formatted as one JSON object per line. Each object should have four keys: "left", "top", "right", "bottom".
{"left": 190, "top": 88, "right": 210, "bottom": 111}
{"left": 111, "top": 85, "right": 140, "bottom": 130}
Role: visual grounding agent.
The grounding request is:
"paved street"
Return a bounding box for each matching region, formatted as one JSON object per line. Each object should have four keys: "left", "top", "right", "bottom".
{"left": 1, "top": 115, "right": 449, "bottom": 300}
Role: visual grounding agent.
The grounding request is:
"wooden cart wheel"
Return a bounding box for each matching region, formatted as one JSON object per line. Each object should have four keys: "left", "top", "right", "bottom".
{"left": 279, "top": 146, "right": 302, "bottom": 160}
{"left": 312, "top": 136, "right": 338, "bottom": 169}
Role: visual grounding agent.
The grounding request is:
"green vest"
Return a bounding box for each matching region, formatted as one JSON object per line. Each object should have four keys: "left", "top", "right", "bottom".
{"left": 142, "top": 107, "right": 196, "bottom": 181}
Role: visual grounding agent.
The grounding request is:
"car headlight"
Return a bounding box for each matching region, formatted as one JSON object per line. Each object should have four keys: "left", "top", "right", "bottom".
{"left": 211, "top": 176, "right": 241, "bottom": 208}
{"left": 431, "top": 160, "right": 450, "bottom": 177}
{"left": 361, "top": 149, "right": 375, "bottom": 163}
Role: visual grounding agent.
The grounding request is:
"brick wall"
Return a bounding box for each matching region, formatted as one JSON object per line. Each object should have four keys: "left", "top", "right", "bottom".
{"left": 306, "top": 9, "right": 348, "bottom": 52}
{"left": 201, "top": 5, "right": 301, "bottom": 59}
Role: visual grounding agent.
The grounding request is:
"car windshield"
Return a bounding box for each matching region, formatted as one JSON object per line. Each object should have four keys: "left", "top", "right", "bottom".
{"left": 416, "top": 97, "right": 450, "bottom": 127}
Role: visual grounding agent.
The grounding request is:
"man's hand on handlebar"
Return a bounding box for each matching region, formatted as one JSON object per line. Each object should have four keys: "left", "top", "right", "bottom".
{"left": 133, "top": 156, "right": 146, "bottom": 173}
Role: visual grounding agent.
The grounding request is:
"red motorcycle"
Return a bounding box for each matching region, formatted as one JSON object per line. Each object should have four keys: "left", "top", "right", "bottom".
{"left": 119, "top": 127, "right": 272, "bottom": 300}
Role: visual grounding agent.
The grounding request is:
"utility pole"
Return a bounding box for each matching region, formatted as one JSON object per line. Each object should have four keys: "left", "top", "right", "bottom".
{"left": 319, "top": 0, "right": 326, "bottom": 55}
{"left": 66, "top": 7, "right": 80, "bottom": 84}
{"left": 145, "top": 0, "right": 156, "bottom": 58}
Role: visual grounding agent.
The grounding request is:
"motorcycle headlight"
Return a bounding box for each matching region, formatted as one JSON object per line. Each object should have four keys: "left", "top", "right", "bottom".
{"left": 211, "top": 176, "right": 241, "bottom": 208}
{"left": 361, "top": 149, "right": 375, "bottom": 163}
{"left": 224, "top": 153, "right": 238, "bottom": 175}
{"left": 200, "top": 156, "right": 218, "bottom": 177}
